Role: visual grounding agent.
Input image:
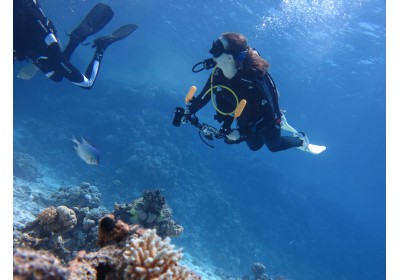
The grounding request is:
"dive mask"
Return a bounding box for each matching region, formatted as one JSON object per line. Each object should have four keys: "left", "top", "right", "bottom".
{"left": 209, "top": 39, "right": 248, "bottom": 65}
{"left": 209, "top": 39, "right": 235, "bottom": 58}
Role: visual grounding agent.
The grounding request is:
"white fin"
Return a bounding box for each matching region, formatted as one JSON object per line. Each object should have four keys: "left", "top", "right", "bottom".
{"left": 308, "top": 144, "right": 326, "bottom": 154}
{"left": 280, "top": 113, "right": 298, "bottom": 133}
{"left": 71, "top": 136, "right": 80, "bottom": 145}
{"left": 17, "top": 63, "right": 39, "bottom": 80}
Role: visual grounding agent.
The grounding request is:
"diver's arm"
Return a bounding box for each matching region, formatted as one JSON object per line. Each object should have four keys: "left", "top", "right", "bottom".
{"left": 217, "top": 114, "right": 234, "bottom": 134}
{"left": 187, "top": 73, "right": 213, "bottom": 114}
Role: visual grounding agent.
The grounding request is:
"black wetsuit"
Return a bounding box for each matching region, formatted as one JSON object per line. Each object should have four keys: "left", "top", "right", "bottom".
{"left": 13, "top": 0, "right": 104, "bottom": 89}
{"left": 188, "top": 68, "right": 303, "bottom": 152}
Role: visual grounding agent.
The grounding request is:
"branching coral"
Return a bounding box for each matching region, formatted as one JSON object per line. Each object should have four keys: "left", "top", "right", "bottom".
{"left": 123, "top": 228, "right": 196, "bottom": 279}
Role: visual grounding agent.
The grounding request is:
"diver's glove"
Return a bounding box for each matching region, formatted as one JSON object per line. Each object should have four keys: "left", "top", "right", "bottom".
{"left": 223, "top": 129, "right": 242, "bottom": 144}
{"left": 181, "top": 109, "right": 199, "bottom": 126}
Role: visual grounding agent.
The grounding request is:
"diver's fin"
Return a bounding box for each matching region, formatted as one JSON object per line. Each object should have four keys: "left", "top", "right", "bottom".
{"left": 71, "top": 136, "right": 80, "bottom": 145}
{"left": 70, "top": 3, "right": 114, "bottom": 43}
{"left": 280, "top": 113, "right": 298, "bottom": 133}
{"left": 17, "top": 63, "right": 39, "bottom": 80}
{"left": 308, "top": 144, "right": 326, "bottom": 154}
{"left": 295, "top": 132, "right": 326, "bottom": 154}
{"left": 93, "top": 24, "right": 137, "bottom": 50}
{"left": 63, "top": 3, "right": 114, "bottom": 59}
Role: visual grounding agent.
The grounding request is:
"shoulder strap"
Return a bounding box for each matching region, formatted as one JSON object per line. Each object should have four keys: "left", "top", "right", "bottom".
{"left": 260, "top": 72, "right": 282, "bottom": 119}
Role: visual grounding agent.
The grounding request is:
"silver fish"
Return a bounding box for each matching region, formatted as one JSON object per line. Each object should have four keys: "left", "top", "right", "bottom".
{"left": 72, "top": 136, "right": 100, "bottom": 165}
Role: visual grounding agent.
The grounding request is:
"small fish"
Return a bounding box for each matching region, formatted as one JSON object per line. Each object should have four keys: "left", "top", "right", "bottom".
{"left": 71, "top": 136, "right": 100, "bottom": 165}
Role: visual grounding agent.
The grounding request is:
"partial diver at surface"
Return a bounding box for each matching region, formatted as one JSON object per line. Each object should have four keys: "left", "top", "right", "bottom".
{"left": 173, "top": 32, "right": 326, "bottom": 154}
{"left": 13, "top": 0, "right": 137, "bottom": 89}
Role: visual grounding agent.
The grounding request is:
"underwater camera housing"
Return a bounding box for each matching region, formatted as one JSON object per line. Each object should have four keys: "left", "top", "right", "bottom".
{"left": 173, "top": 107, "right": 185, "bottom": 127}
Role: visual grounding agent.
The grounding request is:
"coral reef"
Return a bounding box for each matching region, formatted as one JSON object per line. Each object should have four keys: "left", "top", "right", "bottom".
{"left": 47, "top": 182, "right": 102, "bottom": 209}
{"left": 156, "top": 219, "right": 184, "bottom": 238}
{"left": 251, "top": 262, "right": 266, "bottom": 279}
{"left": 142, "top": 189, "right": 166, "bottom": 214}
{"left": 13, "top": 188, "right": 184, "bottom": 265}
{"left": 13, "top": 247, "right": 69, "bottom": 279}
{"left": 113, "top": 189, "right": 184, "bottom": 239}
{"left": 37, "top": 206, "right": 57, "bottom": 225}
{"left": 35, "top": 206, "right": 77, "bottom": 234}
{"left": 14, "top": 205, "right": 98, "bottom": 263}
{"left": 97, "top": 214, "right": 133, "bottom": 247}
{"left": 13, "top": 216, "right": 200, "bottom": 280}
{"left": 14, "top": 182, "right": 110, "bottom": 264}
{"left": 67, "top": 246, "right": 124, "bottom": 279}
{"left": 13, "top": 152, "right": 41, "bottom": 182}
{"left": 248, "top": 262, "right": 287, "bottom": 280}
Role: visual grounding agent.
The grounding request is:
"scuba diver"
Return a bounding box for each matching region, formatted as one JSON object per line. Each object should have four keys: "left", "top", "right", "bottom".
{"left": 173, "top": 32, "right": 326, "bottom": 154}
{"left": 13, "top": 0, "right": 137, "bottom": 89}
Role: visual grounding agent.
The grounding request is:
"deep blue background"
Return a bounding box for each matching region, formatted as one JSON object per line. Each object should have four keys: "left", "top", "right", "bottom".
{"left": 14, "top": 0, "right": 385, "bottom": 279}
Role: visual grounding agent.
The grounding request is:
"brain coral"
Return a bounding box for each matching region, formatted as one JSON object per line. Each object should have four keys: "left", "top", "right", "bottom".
{"left": 123, "top": 228, "right": 198, "bottom": 279}
{"left": 56, "top": 205, "right": 77, "bottom": 233}
{"left": 37, "top": 205, "right": 78, "bottom": 233}
{"left": 37, "top": 206, "right": 57, "bottom": 225}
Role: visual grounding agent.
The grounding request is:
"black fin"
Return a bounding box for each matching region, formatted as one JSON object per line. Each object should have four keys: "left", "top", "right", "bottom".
{"left": 64, "top": 3, "right": 114, "bottom": 59}
{"left": 93, "top": 24, "right": 137, "bottom": 50}
{"left": 70, "top": 3, "right": 114, "bottom": 42}
{"left": 111, "top": 24, "right": 137, "bottom": 38}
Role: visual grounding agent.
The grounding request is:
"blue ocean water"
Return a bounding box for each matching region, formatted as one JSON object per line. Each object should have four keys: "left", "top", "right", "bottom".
{"left": 13, "top": 0, "right": 385, "bottom": 279}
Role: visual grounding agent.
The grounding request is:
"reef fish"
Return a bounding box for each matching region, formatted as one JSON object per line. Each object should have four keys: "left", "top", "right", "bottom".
{"left": 72, "top": 136, "right": 100, "bottom": 165}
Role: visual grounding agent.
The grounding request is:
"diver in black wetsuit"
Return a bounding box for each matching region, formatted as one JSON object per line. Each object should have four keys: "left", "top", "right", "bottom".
{"left": 184, "top": 32, "right": 325, "bottom": 154}
{"left": 13, "top": 0, "right": 137, "bottom": 89}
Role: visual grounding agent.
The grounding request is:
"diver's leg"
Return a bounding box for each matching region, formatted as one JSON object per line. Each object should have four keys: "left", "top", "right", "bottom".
{"left": 263, "top": 125, "right": 303, "bottom": 152}
{"left": 79, "top": 49, "right": 104, "bottom": 90}
{"left": 69, "top": 23, "right": 137, "bottom": 89}
{"left": 245, "top": 134, "right": 264, "bottom": 151}
{"left": 76, "top": 24, "right": 137, "bottom": 89}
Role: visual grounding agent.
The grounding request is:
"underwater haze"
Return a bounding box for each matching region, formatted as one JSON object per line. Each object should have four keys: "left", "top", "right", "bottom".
{"left": 13, "top": 0, "right": 385, "bottom": 279}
